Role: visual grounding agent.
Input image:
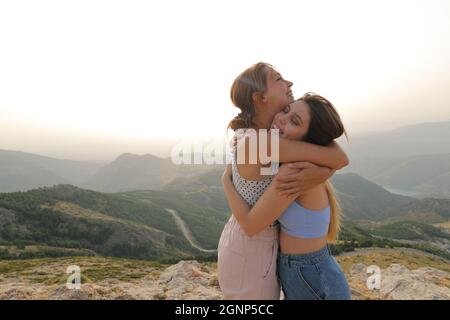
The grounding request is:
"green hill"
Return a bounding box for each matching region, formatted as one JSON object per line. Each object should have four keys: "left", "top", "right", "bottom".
{"left": 0, "top": 185, "right": 212, "bottom": 262}
{"left": 331, "top": 173, "right": 413, "bottom": 220}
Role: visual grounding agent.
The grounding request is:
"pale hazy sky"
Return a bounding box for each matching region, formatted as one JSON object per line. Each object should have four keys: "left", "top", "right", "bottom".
{"left": 1, "top": 0, "right": 450, "bottom": 160}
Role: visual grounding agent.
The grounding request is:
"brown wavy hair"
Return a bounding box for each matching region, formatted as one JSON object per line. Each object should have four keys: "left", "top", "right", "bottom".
{"left": 299, "top": 92, "right": 347, "bottom": 242}
{"left": 228, "top": 62, "right": 273, "bottom": 130}
{"left": 300, "top": 92, "right": 347, "bottom": 146}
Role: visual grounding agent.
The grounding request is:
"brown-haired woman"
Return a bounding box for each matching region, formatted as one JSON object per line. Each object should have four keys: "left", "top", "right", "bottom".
{"left": 222, "top": 93, "right": 351, "bottom": 300}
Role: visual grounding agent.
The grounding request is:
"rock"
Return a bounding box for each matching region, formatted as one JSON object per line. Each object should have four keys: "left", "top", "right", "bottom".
{"left": 348, "top": 263, "right": 450, "bottom": 300}
{"left": 413, "top": 267, "right": 449, "bottom": 282}
{"left": 158, "top": 260, "right": 222, "bottom": 300}
{"left": 350, "top": 263, "right": 367, "bottom": 276}
{"left": 0, "top": 287, "right": 35, "bottom": 300}
{"left": 380, "top": 264, "right": 450, "bottom": 300}
{"left": 49, "top": 284, "right": 99, "bottom": 300}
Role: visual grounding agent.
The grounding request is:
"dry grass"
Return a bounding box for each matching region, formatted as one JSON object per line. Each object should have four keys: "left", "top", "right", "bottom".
{"left": 0, "top": 256, "right": 168, "bottom": 284}
{"left": 337, "top": 250, "right": 450, "bottom": 274}
{"left": 433, "top": 221, "right": 450, "bottom": 232}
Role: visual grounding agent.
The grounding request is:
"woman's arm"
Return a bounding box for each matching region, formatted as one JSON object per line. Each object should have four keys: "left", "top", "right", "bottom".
{"left": 236, "top": 132, "right": 348, "bottom": 170}
{"left": 276, "top": 162, "right": 335, "bottom": 197}
{"left": 277, "top": 139, "right": 348, "bottom": 170}
{"left": 222, "top": 164, "right": 299, "bottom": 236}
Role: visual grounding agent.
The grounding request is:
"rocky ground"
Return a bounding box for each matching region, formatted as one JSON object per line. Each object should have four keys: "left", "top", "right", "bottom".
{"left": 348, "top": 263, "right": 450, "bottom": 299}
{"left": 0, "top": 249, "right": 449, "bottom": 300}
{"left": 0, "top": 257, "right": 221, "bottom": 300}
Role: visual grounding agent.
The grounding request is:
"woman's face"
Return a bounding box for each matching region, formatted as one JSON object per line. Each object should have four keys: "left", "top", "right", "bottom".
{"left": 263, "top": 68, "right": 294, "bottom": 113}
{"left": 271, "top": 99, "right": 311, "bottom": 140}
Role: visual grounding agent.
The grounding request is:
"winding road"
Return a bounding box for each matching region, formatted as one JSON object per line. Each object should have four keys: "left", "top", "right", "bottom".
{"left": 165, "top": 208, "right": 217, "bottom": 253}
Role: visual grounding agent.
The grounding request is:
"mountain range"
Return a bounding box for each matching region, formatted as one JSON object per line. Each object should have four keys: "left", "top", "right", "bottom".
{"left": 1, "top": 121, "right": 449, "bottom": 261}
{"left": 0, "top": 149, "right": 222, "bottom": 193}
{"left": 2, "top": 122, "right": 450, "bottom": 198}
{"left": 343, "top": 121, "right": 450, "bottom": 158}
{"left": 1, "top": 170, "right": 449, "bottom": 262}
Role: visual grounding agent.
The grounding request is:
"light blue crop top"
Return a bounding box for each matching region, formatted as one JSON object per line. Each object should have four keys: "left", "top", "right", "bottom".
{"left": 277, "top": 201, "right": 330, "bottom": 238}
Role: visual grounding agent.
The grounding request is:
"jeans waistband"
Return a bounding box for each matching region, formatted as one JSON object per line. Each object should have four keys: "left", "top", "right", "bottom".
{"left": 277, "top": 245, "right": 331, "bottom": 266}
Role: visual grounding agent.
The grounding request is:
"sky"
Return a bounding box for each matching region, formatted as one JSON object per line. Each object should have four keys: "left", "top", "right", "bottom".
{"left": 1, "top": 0, "right": 450, "bottom": 160}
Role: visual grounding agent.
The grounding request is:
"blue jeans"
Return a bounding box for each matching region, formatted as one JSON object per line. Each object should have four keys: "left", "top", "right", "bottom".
{"left": 277, "top": 245, "right": 351, "bottom": 300}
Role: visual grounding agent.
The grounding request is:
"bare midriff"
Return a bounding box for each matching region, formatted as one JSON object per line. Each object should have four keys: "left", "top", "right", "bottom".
{"left": 279, "top": 230, "right": 328, "bottom": 254}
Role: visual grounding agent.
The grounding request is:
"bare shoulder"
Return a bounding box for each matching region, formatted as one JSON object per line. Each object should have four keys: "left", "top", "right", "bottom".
{"left": 235, "top": 131, "right": 276, "bottom": 181}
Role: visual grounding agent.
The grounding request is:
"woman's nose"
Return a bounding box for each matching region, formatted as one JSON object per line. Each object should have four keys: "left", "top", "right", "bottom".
{"left": 287, "top": 80, "right": 293, "bottom": 87}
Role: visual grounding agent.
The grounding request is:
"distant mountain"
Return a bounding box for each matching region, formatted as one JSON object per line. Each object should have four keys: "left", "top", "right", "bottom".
{"left": 82, "top": 153, "right": 176, "bottom": 192}
{"left": 83, "top": 153, "right": 224, "bottom": 193}
{"left": 345, "top": 121, "right": 450, "bottom": 158}
{"left": 0, "top": 149, "right": 225, "bottom": 194}
{"left": 342, "top": 122, "right": 450, "bottom": 198}
{"left": 342, "top": 154, "right": 450, "bottom": 198}
{"left": 2, "top": 121, "right": 449, "bottom": 196}
{"left": 331, "top": 173, "right": 413, "bottom": 220}
{"left": 0, "top": 150, "right": 102, "bottom": 193}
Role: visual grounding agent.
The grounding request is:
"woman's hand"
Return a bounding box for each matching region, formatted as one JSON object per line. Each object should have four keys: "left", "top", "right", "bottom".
{"left": 275, "top": 162, "right": 335, "bottom": 197}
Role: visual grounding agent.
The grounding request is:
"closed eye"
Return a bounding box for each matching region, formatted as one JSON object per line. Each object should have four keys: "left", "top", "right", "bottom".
{"left": 294, "top": 114, "right": 303, "bottom": 126}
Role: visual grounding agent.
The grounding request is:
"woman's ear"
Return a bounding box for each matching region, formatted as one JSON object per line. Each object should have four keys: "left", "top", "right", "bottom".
{"left": 252, "top": 92, "right": 266, "bottom": 104}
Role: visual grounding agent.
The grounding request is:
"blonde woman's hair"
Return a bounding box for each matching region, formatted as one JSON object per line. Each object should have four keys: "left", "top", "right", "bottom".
{"left": 324, "top": 180, "right": 342, "bottom": 242}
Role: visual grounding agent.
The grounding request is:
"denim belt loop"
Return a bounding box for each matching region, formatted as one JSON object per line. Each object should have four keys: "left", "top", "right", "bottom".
{"left": 326, "top": 244, "right": 332, "bottom": 255}
{"left": 287, "top": 255, "right": 291, "bottom": 268}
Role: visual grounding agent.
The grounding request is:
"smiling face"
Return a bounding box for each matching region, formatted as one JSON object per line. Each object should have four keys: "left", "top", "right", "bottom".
{"left": 271, "top": 99, "right": 311, "bottom": 140}
{"left": 263, "top": 68, "right": 294, "bottom": 114}
{"left": 229, "top": 62, "right": 294, "bottom": 130}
